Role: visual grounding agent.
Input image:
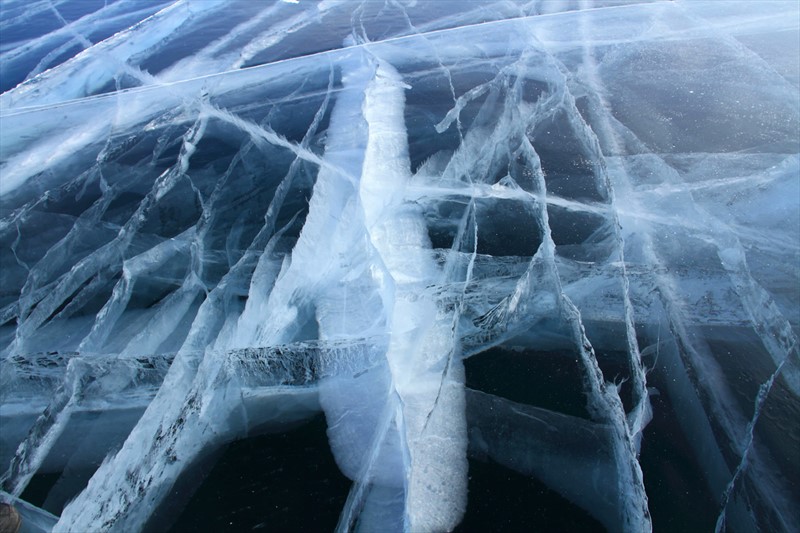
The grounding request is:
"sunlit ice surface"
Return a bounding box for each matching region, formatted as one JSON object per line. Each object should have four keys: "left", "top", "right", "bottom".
{"left": 0, "top": 1, "right": 798, "bottom": 532}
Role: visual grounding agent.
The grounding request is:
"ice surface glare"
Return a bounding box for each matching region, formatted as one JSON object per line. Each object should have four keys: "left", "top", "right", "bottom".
{"left": 1, "top": 1, "right": 799, "bottom": 532}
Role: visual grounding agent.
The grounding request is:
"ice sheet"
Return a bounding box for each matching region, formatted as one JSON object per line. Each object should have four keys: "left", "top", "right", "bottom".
{"left": 1, "top": 1, "right": 798, "bottom": 532}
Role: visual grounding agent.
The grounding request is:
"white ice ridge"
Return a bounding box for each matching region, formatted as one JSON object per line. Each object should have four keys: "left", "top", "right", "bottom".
{"left": 1, "top": 1, "right": 799, "bottom": 532}
{"left": 353, "top": 56, "right": 467, "bottom": 532}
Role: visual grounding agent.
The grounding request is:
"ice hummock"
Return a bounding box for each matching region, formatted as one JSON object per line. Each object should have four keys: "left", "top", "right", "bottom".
{"left": 1, "top": 1, "right": 798, "bottom": 532}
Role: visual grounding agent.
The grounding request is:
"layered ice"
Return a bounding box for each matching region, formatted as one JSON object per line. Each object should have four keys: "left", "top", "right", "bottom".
{"left": 1, "top": 1, "right": 798, "bottom": 532}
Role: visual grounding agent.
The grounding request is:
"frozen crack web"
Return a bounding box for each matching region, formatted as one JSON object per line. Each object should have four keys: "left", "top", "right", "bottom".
{"left": 0, "top": 1, "right": 798, "bottom": 532}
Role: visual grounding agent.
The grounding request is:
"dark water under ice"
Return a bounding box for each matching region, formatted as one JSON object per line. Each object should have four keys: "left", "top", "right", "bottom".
{"left": 16, "top": 353, "right": 720, "bottom": 532}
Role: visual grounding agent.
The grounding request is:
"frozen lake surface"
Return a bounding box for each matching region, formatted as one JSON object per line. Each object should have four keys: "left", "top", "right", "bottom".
{"left": 0, "top": 1, "right": 798, "bottom": 531}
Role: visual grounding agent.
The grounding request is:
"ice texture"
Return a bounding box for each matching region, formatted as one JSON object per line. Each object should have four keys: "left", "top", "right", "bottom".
{"left": 1, "top": 1, "right": 798, "bottom": 532}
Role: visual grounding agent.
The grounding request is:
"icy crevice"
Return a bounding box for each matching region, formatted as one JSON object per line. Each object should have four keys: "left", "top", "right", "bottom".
{"left": 465, "top": 388, "right": 622, "bottom": 530}
{"left": 597, "top": 85, "right": 800, "bottom": 533}
{"left": 1, "top": 352, "right": 173, "bottom": 497}
{"left": 714, "top": 355, "right": 792, "bottom": 533}
{"left": 584, "top": 86, "right": 800, "bottom": 395}
{"left": 569, "top": 3, "right": 652, "bottom": 448}
{"left": 51, "top": 80, "right": 335, "bottom": 533}
{"left": 522, "top": 133, "right": 652, "bottom": 532}
{"left": 560, "top": 8, "right": 799, "bottom": 526}
{"left": 6, "top": 111, "right": 209, "bottom": 356}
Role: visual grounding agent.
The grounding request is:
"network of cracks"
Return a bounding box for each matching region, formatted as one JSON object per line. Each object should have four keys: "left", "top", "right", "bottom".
{"left": 0, "top": 1, "right": 798, "bottom": 532}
